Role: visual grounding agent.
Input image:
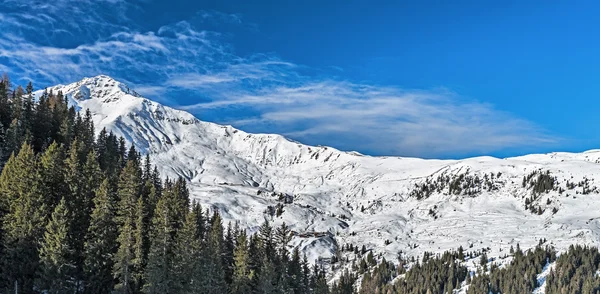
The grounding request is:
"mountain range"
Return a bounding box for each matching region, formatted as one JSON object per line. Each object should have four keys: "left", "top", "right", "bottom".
{"left": 36, "top": 75, "right": 600, "bottom": 287}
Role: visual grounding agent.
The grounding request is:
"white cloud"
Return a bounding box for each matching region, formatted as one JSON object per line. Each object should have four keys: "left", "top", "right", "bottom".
{"left": 184, "top": 81, "right": 554, "bottom": 157}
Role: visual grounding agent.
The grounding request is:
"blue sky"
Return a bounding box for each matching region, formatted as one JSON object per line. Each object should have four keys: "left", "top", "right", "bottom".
{"left": 0, "top": 0, "right": 597, "bottom": 158}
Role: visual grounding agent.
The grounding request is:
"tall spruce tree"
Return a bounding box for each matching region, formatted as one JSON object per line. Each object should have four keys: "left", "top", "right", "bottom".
{"left": 143, "top": 191, "right": 179, "bottom": 294}
{"left": 256, "top": 257, "right": 276, "bottom": 294}
{"left": 231, "top": 228, "right": 253, "bottom": 294}
{"left": 84, "top": 178, "right": 118, "bottom": 294}
{"left": 288, "top": 247, "right": 303, "bottom": 294}
{"left": 201, "top": 211, "right": 227, "bottom": 293}
{"left": 39, "top": 142, "right": 66, "bottom": 211}
{"left": 114, "top": 159, "right": 142, "bottom": 294}
{"left": 38, "top": 197, "right": 76, "bottom": 293}
{"left": 133, "top": 195, "right": 149, "bottom": 290}
{"left": 223, "top": 222, "right": 235, "bottom": 285}
{"left": 313, "top": 266, "right": 330, "bottom": 294}
{"left": 0, "top": 143, "right": 47, "bottom": 293}
{"left": 174, "top": 203, "right": 203, "bottom": 293}
{"left": 64, "top": 141, "right": 97, "bottom": 283}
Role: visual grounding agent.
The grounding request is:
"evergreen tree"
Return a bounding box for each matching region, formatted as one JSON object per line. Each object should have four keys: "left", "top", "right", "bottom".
{"left": 258, "top": 219, "right": 275, "bottom": 262}
{"left": 38, "top": 197, "right": 76, "bottom": 293}
{"left": 5, "top": 117, "right": 24, "bottom": 156}
{"left": 39, "top": 142, "right": 66, "bottom": 211}
{"left": 201, "top": 211, "right": 227, "bottom": 293}
{"left": 0, "top": 75, "right": 11, "bottom": 136}
{"left": 32, "top": 91, "right": 53, "bottom": 152}
{"left": 232, "top": 228, "right": 253, "bottom": 294}
{"left": 133, "top": 195, "right": 149, "bottom": 290}
{"left": 313, "top": 266, "right": 330, "bottom": 294}
{"left": 21, "top": 82, "right": 34, "bottom": 138}
{"left": 58, "top": 106, "right": 75, "bottom": 149}
{"left": 288, "top": 247, "right": 303, "bottom": 294}
{"left": 143, "top": 192, "right": 178, "bottom": 293}
{"left": 275, "top": 222, "right": 293, "bottom": 259}
{"left": 256, "top": 257, "right": 276, "bottom": 294}
{"left": 0, "top": 143, "right": 47, "bottom": 293}
{"left": 173, "top": 204, "right": 203, "bottom": 293}
{"left": 64, "top": 142, "right": 99, "bottom": 282}
{"left": 223, "top": 222, "right": 235, "bottom": 285}
{"left": 301, "top": 255, "right": 311, "bottom": 294}
{"left": 84, "top": 178, "right": 118, "bottom": 294}
{"left": 114, "top": 159, "right": 142, "bottom": 294}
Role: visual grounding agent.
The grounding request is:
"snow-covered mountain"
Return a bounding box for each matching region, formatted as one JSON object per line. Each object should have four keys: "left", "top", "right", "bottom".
{"left": 37, "top": 75, "right": 600, "bottom": 274}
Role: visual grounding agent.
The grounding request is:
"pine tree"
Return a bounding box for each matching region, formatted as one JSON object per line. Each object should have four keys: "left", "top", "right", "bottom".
{"left": 0, "top": 77, "right": 11, "bottom": 165}
{"left": 32, "top": 91, "right": 53, "bottom": 152}
{"left": 21, "top": 82, "right": 34, "bottom": 138}
{"left": 114, "top": 159, "right": 142, "bottom": 294}
{"left": 313, "top": 266, "right": 330, "bottom": 294}
{"left": 0, "top": 124, "right": 5, "bottom": 168}
{"left": 0, "top": 143, "right": 47, "bottom": 293}
{"left": 174, "top": 177, "right": 189, "bottom": 222}
{"left": 5, "top": 118, "right": 24, "bottom": 156}
{"left": 223, "top": 222, "right": 235, "bottom": 285}
{"left": 256, "top": 257, "right": 276, "bottom": 294}
{"left": 84, "top": 178, "right": 118, "bottom": 294}
{"left": 39, "top": 142, "right": 66, "bottom": 211}
{"left": 258, "top": 219, "right": 274, "bottom": 261}
{"left": 232, "top": 228, "right": 253, "bottom": 294}
{"left": 201, "top": 211, "right": 227, "bottom": 293}
{"left": 58, "top": 106, "right": 75, "bottom": 149}
{"left": 275, "top": 222, "right": 292, "bottom": 259}
{"left": 0, "top": 75, "right": 11, "bottom": 134}
{"left": 288, "top": 247, "right": 303, "bottom": 294}
{"left": 173, "top": 204, "right": 203, "bottom": 293}
{"left": 143, "top": 192, "right": 178, "bottom": 293}
{"left": 38, "top": 197, "right": 76, "bottom": 293}
{"left": 64, "top": 142, "right": 99, "bottom": 282}
{"left": 301, "top": 255, "right": 311, "bottom": 294}
{"left": 191, "top": 202, "right": 205, "bottom": 241}
{"left": 133, "top": 195, "right": 149, "bottom": 290}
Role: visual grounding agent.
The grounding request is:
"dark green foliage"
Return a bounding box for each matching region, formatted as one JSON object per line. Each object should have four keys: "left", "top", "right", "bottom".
{"left": 143, "top": 187, "right": 179, "bottom": 293}
{"left": 173, "top": 204, "right": 203, "bottom": 293}
{"left": 114, "top": 160, "right": 143, "bottom": 294}
{"left": 232, "top": 227, "right": 253, "bottom": 294}
{"left": 359, "top": 258, "right": 395, "bottom": 294}
{"left": 468, "top": 245, "right": 555, "bottom": 294}
{"left": 331, "top": 269, "right": 356, "bottom": 294}
{"left": 393, "top": 250, "right": 467, "bottom": 294}
{"left": 545, "top": 245, "right": 600, "bottom": 294}
{"left": 38, "top": 197, "right": 76, "bottom": 293}
{"left": 39, "top": 142, "right": 66, "bottom": 211}
{"left": 84, "top": 178, "right": 118, "bottom": 294}
{"left": 0, "top": 143, "right": 47, "bottom": 293}
{"left": 523, "top": 170, "right": 556, "bottom": 196}
{"left": 201, "top": 211, "right": 228, "bottom": 293}
{"left": 409, "top": 171, "right": 502, "bottom": 199}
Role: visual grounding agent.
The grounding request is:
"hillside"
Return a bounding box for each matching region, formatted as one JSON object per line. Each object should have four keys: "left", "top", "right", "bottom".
{"left": 38, "top": 75, "right": 600, "bottom": 273}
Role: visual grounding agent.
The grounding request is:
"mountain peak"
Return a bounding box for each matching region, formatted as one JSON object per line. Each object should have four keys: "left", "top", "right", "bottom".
{"left": 43, "top": 75, "right": 141, "bottom": 103}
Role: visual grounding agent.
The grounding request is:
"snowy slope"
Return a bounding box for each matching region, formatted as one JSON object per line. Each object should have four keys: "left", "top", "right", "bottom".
{"left": 37, "top": 75, "right": 600, "bottom": 279}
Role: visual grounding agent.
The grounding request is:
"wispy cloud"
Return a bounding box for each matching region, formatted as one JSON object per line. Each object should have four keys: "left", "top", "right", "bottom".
{"left": 183, "top": 82, "right": 555, "bottom": 157}
{"left": 0, "top": 0, "right": 556, "bottom": 157}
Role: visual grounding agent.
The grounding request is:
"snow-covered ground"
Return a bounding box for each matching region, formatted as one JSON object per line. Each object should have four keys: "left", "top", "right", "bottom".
{"left": 37, "top": 76, "right": 600, "bottom": 287}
